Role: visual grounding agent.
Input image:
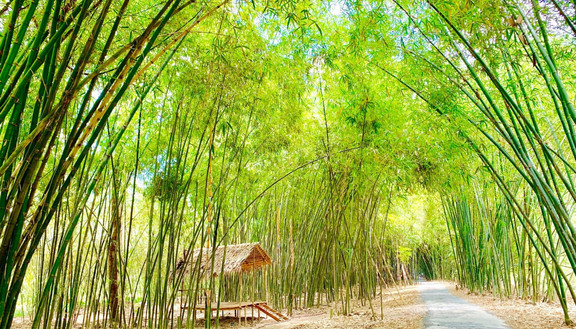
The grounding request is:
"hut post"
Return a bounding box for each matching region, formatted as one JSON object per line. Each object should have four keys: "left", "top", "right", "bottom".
{"left": 252, "top": 256, "right": 255, "bottom": 320}
{"left": 264, "top": 267, "right": 268, "bottom": 306}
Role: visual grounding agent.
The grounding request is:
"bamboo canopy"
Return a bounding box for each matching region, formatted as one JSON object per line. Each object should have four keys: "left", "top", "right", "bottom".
{"left": 176, "top": 242, "right": 272, "bottom": 278}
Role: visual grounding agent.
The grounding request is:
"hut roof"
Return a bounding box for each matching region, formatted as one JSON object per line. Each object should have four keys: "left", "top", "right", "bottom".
{"left": 177, "top": 242, "right": 272, "bottom": 278}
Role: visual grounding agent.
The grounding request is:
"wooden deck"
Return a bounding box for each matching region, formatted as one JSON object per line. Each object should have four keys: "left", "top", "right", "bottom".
{"left": 186, "top": 301, "right": 289, "bottom": 322}
{"left": 193, "top": 301, "right": 266, "bottom": 310}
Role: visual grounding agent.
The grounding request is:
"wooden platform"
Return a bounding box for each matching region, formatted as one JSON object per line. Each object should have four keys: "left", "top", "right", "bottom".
{"left": 193, "top": 301, "right": 265, "bottom": 310}
{"left": 187, "top": 301, "right": 288, "bottom": 321}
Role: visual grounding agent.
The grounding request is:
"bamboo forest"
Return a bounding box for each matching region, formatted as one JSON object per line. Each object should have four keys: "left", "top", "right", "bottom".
{"left": 2, "top": 0, "right": 576, "bottom": 328}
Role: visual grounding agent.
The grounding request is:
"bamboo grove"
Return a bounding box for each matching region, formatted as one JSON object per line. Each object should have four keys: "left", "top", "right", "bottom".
{"left": 0, "top": 0, "right": 576, "bottom": 328}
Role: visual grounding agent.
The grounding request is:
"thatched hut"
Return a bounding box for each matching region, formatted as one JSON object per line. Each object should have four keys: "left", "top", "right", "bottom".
{"left": 175, "top": 242, "right": 288, "bottom": 322}
{"left": 175, "top": 242, "right": 272, "bottom": 278}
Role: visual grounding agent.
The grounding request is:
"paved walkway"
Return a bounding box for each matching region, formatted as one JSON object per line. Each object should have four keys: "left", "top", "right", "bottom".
{"left": 419, "top": 282, "right": 509, "bottom": 329}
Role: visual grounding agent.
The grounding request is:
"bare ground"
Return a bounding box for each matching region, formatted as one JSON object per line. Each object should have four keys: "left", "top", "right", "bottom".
{"left": 444, "top": 281, "right": 576, "bottom": 329}
{"left": 243, "top": 281, "right": 576, "bottom": 329}
{"left": 13, "top": 281, "right": 575, "bottom": 328}
{"left": 9, "top": 285, "right": 425, "bottom": 329}
{"left": 246, "top": 285, "right": 426, "bottom": 329}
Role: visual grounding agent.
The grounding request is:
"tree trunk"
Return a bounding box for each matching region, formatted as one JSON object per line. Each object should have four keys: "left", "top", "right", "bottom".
{"left": 109, "top": 169, "right": 121, "bottom": 324}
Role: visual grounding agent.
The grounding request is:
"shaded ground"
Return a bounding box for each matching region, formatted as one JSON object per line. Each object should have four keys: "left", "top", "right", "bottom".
{"left": 419, "top": 281, "right": 508, "bottom": 329}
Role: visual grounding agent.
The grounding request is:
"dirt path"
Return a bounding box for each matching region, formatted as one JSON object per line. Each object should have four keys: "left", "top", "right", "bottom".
{"left": 419, "top": 281, "right": 509, "bottom": 329}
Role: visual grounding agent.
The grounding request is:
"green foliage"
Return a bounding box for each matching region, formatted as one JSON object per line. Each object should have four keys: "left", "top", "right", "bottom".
{"left": 3, "top": 0, "right": 576, "bottom": 327}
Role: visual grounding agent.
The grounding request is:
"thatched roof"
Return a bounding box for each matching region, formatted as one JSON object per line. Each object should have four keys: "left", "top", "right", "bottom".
{"left": 176, "top": 242, "right": 272, "bottom": 278}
